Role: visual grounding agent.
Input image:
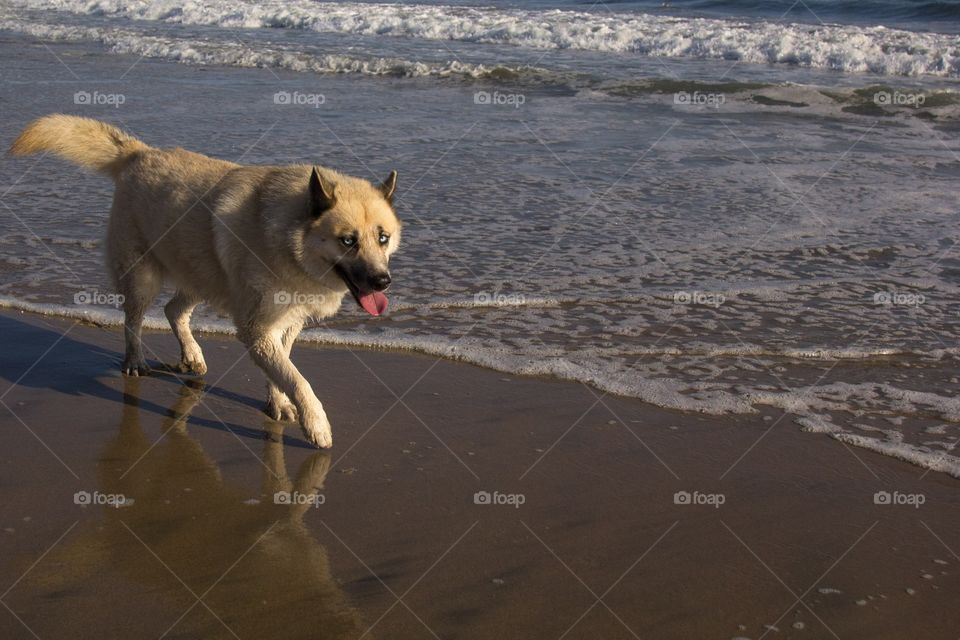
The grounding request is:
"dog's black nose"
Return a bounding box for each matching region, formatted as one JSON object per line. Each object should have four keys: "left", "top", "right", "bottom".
{"left": 369, "top": 273, "right": 392, "bottom": 291}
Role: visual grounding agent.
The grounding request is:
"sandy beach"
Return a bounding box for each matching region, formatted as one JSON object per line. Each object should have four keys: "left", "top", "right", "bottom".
{"left": 1, "top": 308, "right": 958, "bottom": 639}
{"left": 1, "top": 0, "right": 959, "bottom": 635}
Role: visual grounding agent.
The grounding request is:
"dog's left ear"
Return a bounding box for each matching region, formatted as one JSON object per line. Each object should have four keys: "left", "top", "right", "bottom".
{"left": 379, "top": 170, "right": 398, "bottom": 204}
{"left": 309, "top": 167, "right": 336, "bottom": 217}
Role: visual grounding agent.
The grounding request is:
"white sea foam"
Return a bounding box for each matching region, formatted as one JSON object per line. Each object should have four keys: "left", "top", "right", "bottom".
{"left": 0, "top": 18, "right": 511, "bottom": 78}
{"left": 4, "top": 294, "right": 959, "bottom": 477}
{"left": 833, "top": 432, "right": 960, "bottom": 477}
{"left": 7, "top": 0, "right": 960, "bottom": 77}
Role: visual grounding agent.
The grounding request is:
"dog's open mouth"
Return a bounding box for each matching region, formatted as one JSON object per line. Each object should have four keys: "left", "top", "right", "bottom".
{"left": 336, "top": 267, "right": 388, "bottom": 316}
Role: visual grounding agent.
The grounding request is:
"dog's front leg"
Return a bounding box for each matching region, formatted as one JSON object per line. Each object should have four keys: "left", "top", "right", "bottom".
{"left": 265, "top": 320, "right": 303, "bottom": 422}
{"left": 241, "top": 328, "right": 333, "bottom": 449}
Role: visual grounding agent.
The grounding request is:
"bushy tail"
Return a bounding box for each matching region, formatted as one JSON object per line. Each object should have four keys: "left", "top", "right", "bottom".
{"left": 9, "top": 114, "right": 148, "bottom": 177}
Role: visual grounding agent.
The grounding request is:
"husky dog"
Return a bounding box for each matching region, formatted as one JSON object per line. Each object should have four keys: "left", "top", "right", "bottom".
{"left": 11, "top": 114, "right": 402, "bottom": 448}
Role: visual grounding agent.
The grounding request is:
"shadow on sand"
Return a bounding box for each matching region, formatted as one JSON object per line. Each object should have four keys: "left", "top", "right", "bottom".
{"left": 19, "top": 376, "right": 368, "bottom": 639}
{"left": 0, "top": 313, "right": 313, "bottom": 448}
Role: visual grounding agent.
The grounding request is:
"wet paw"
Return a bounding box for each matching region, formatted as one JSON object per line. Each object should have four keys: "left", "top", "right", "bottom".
{"left": 176, "top": 358, "right": 208, "bottom": 376}
{"left": 301, "top": 408, "right": 333, "bottom": 449}
{"left": 122, "top": 358, "right": 151, "bottom": 377}
{"left": 266, "top": 398, "right": 298, "bottom": 422}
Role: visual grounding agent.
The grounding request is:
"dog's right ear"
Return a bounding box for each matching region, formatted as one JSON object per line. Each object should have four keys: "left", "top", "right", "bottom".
{"left": 309, "top": 167, "right": 336, "bottom": 217}
{"left": 379, "top": 170, "right": 398, "bottom": 204}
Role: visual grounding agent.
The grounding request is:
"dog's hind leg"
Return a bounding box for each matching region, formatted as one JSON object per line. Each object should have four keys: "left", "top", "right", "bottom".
{"left": 265, "top": 319, "right": 304, "bottom": 422}
{"left": 165, "top": 290, "right": 207, "bottom": 375}
{"left": 116, "top": 260, "right": 162, "bottom": 376}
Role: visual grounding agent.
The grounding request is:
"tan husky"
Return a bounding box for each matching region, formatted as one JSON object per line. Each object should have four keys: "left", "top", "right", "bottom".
{"left": 11, "top": 114, "right": 402, "bottom": 448}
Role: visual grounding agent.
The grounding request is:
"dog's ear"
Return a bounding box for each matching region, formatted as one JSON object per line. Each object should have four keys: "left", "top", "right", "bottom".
{"left": 379, "top": 170, "right": 398, "bottom": 204}
{"left": 309, "top": 167, "right": 336, "bottom": 216}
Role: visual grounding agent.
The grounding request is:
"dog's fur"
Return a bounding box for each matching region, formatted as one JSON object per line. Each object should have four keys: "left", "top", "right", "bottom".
{"left": 10, "top": 114, "right": 402, "bottom": 448}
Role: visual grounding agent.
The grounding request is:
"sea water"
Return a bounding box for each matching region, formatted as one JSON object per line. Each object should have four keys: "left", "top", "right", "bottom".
{"left": 1, "top": 0, "right": 959, "bottom": 475}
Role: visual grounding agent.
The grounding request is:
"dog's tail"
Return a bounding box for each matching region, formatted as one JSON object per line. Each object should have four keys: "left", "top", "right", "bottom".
{"left": 9, "top": 114, "right": 148, "bottom": 177}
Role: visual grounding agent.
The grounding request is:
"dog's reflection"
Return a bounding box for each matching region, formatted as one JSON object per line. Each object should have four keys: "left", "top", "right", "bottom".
{"left": 34, "top": 378, "right": 367, "bottom": 639}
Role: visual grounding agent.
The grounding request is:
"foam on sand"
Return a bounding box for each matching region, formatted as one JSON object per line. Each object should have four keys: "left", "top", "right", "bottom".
{"left": 4, "top": 295, "right": 959, "bottom": 478}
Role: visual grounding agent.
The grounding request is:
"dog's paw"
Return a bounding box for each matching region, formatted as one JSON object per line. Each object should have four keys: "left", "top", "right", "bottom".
{"left": 176, "top": 358, "right": 208, "bottom": 376}
{"left": 303, "top": 427, "right": 333, "bottom": 449}
{"left": 122, "top": 357, "right": 151, "bottom": 377}
{"left": 301, "top": 408, "right": 333, "bottom": 449}
{"left": 176, "top": 344, "right": 207, "bottom": 375}
{"left": 265, "top": 397, "right": 298, "bottom": 422}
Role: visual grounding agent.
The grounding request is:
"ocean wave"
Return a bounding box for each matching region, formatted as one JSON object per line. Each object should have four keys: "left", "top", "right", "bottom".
{"left": 8, "top": 0, "right": 960, "bottom": 76}
{"left": 593, "top": 0, "right": 960, "bottom": 27}
{"left": 0, "top": 17, "right": 536, "bottom": 78}
{"left": 6, "top": 13, "right": 957, "bottom": 112}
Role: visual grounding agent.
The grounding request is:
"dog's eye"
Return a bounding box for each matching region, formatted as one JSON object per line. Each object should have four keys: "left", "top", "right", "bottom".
{"left": 340, "top": 236, "right": 356, "bottom": 248}
{"left": 378, "top": 233, "right": 389, "bottom": 246}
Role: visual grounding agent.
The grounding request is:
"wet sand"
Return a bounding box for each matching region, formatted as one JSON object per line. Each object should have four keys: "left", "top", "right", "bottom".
{"left": 1, "top": 308, "right": 958, "bottom": 640}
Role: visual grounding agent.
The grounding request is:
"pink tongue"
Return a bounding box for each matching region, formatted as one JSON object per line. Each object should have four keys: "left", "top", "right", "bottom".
{"left": 357, "top": 291, "right": 388, "bottom": 316}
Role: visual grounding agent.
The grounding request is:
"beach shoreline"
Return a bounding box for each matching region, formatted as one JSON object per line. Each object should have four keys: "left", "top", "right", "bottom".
{"left": 2, "top": 26, "right": 959, "bottom": 483}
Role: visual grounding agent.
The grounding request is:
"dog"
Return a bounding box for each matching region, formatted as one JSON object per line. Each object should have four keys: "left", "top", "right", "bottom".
{"left": 10, "top": 114, "right": 402, "bottom": 448}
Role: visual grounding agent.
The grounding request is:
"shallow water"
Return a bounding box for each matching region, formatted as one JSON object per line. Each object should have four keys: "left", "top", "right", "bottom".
{"left": 1, "top": 1, "right": 959, "bottom": 476}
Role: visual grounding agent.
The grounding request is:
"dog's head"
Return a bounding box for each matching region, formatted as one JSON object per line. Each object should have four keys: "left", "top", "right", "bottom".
{"left": 301, "top": 167, "right": 401, "bottom": 316}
